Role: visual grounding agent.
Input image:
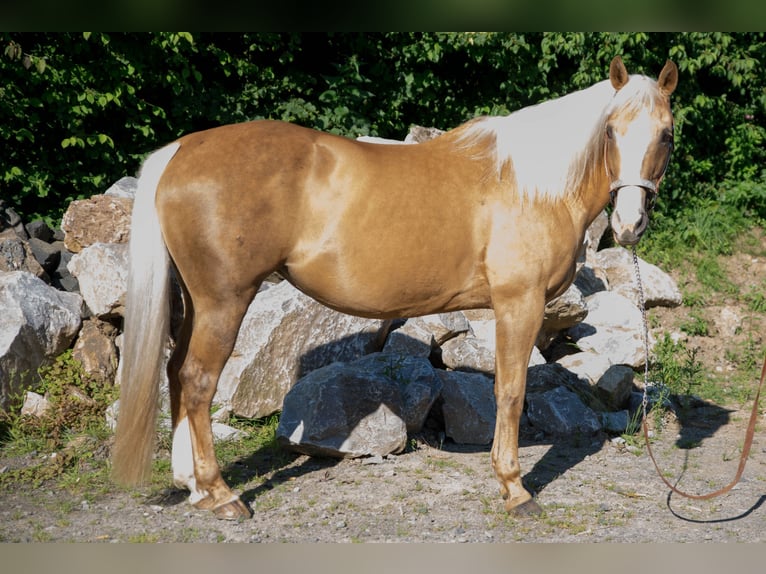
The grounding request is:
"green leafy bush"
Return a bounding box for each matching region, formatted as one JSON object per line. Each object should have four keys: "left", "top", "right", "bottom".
{"left": 0, "top": 350, "right": 118, "bottom": 488}
{"left": 1, "top": 350, "right": 117, "bottom": 451}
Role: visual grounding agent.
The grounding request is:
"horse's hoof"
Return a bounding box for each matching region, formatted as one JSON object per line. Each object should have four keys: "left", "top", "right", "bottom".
{"left": 507, "top": 498, "right": 543, "bottom": 517}
{"left": 212, "top": 498, "right": 253, "bottom": 521}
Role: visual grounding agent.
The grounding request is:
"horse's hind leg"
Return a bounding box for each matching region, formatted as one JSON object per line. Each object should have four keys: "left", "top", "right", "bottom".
{"left": 167, "top": 283, "right": 194, "bottom": 494}
{"left": 171, "top": 292, "right": 255, "bottom": 520}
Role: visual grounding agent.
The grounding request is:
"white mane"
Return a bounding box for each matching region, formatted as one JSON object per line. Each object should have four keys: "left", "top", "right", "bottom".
{"left": 460, "top": 74, "right": 659, "bottom": 201}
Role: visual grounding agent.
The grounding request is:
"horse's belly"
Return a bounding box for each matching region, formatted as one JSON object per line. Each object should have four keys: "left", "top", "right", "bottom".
{"left": 282, "top": 249, "right": 490, "bottom": 319}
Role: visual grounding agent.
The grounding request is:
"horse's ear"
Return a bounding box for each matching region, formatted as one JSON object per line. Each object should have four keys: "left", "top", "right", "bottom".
{"left": 657, "top": 60, "right": 678, "bottom": 97}
{"left": 609, "top": 56, "right": 629, "bottom": 91}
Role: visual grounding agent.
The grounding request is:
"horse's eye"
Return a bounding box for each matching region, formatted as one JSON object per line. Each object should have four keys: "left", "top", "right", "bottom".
{"left": 605, "top": 124, "right": 615, "bottom": 140}
{"left": 662, "top": 129, "right": 674, "bottom": 146}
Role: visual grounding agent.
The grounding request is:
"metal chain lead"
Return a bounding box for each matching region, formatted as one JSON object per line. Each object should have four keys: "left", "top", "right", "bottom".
{"left": 631, "top": 246, "right": 652, "bottom": 419}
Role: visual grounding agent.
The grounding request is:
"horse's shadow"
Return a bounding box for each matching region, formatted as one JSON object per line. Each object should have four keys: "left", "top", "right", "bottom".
{"left": 223, "top": 445, "right": 337, "bottom": 508}
{"left": 671, "top": 396, "right": 733, "bottom": 450}
{"left": 221, "top": 421, "right": 604, "bottom": 510}
{"left": 657, "top": 396, "right": 766, "bottom": 522}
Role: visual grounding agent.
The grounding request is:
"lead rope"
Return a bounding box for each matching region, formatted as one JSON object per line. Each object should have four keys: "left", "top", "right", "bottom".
{"left": 631, "top": 245, "right": 764, "bottom": 500}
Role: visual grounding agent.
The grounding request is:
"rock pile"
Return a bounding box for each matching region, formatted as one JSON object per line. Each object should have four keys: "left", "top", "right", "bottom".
{"left": 0, "top": 129, "right": 684, "bottom": 460}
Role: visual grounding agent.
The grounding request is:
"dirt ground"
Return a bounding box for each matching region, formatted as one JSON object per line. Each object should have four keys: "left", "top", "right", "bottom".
{"left": 0, "top": 411, "right": 764, "bottom": 543}
{"left": 1, "top": 236, "right": 765, "bottom": 543}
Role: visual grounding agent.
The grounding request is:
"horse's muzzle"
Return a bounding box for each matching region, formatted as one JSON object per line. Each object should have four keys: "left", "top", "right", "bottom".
{"left": 610, "top": 184, "right": 653, "bottom": 246}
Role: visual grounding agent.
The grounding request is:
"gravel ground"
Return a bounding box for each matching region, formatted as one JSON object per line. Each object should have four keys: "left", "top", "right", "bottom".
{"left": 2, "top": 235, "right": 765, "bottom": 546}
{"left": 1, "top": 405, "right": 763, "bottom": 544}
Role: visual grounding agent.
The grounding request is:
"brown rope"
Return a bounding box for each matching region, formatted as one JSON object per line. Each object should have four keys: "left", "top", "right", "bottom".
{"left": 641, "top": 355, "right": 764, "bottom": 500}
{"left": 631, "top": 245, "right": 764, "bottom": 500}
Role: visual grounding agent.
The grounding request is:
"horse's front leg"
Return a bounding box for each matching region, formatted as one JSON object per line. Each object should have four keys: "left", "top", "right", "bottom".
{"left": 491, "top": 291, "right": 545, "bottom": 516}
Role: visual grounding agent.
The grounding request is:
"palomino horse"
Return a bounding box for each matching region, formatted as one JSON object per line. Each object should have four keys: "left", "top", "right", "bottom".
{"left": 113, "top": 56, "right": 678, "bottom": 520}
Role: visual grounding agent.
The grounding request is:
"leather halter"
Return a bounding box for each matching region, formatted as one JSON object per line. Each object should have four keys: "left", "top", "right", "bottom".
{"left": 606, "top": 126, "right": 672, "bottom": 213}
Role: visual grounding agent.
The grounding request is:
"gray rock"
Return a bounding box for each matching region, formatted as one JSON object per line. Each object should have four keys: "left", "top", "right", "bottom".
{"left": 466, "top": 316, "right": 495, "bottom": 345}
{"left": 539, "top": 283, "right": 589, "bottom": 348}
{"left": 211, "top": 422, "right": 246, "bottom": 442}
{"left": 440, "top": 336, "right": 495, "bottom": 374}
{"left": 574, "top": 264, "right": 609, "bottom": 297}
{"left": 438, "top": 370, "right": 496, "bottom": 445}
{"left": 52, "top": 248, "right": 79, "bottom": 293}
{"left": 382, "top": 319, "right": 434, "bottom": 358}
{"left": 526, "top": 363, "right": 585, "bottom": 395}
{"left": 584, "top": 210, "right": 610, "bottom": 260}
{"left": 67, "top": 242, "right": 129, "bottom": 318}
{"left": 0, "top": 271, "right": 83, "bottom": 410}
{"left": 72, "top": 318, "right": 119, "bottom": 383}
{"left": 356, "top": 126, "right": 445, "bottom": 145}
{"left": 440, "top": 312, "right": 544, "bottom": 373}
{"left": 600, "top": 410, "right": 631, "bottom": 434}
{"left": 356, "top": 136, "right": 409, "bottom": 145}
{"left": 21, "top": 391, "right": 50, "bottom": 417}
{"left": 457, "top": 276, "right": 586, "bottom": 355}
{"left": 277, "top": 354, "right": 432, "bottom": 458}
{"left": 105, "top": 399, "right": 119, "bottom": 431}
{"left": 419, "top": 312, "right": 472, "bottom": 345}
{"left": 0, "top": 202, "right": 27, "bottom": 240}
{"left": 0, "top": 237, "right": 46, "bottom": 279}
{"left": 543, "top": 283, "right": 589, "bottom": 333}
{"left": 384, "top": 354, "right": 443, "bottom": 433}
{"left": 556, "top": 352, "right": 613, "bottom": 386}
{"left": 25, "top": 219, "right": 54, "bottom": 242}
{"left": 28, "top": 237, "right": 60, "bottom": 274}
{"left": 404, "top": 125, "right": 445, "bottom": 143}
{"left": 528, "top": 346, "right": 547, "bottom": 366}
{"left": 556, "top": 352, "right": 633, "bottom": 409}
{"left": 104, "top": 176, "right": 138, "bottom": 199}
{"left": 525, "top": 386, "right": 601, "bottom": 436}
{"left": 215, "top": 281, "right": 389, "bottom": 419}
{"left": 61, "top": 194, "right": 133, "bottom": 253}
{"left": 568, "top": 291, "right": 647, "bottom": 368}
{"left": 590, "top": 247, "right": 682, "bottom": 308}
{"left": 595, "top": 364, "right": 635, "bottom": 410}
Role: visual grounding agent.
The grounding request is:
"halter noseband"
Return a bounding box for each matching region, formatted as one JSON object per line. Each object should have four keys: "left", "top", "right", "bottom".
{"left": 609, "top": 178, "right": 658, "bottom": 212}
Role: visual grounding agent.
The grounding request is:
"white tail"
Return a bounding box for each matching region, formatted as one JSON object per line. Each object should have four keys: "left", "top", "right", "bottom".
{"left": 112, "top": 143, "right": 180, "bottom": 485}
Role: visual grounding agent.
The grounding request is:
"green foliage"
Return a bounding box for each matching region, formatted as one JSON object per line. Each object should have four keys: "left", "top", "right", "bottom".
{"left": 744, "top": 283, "right": 766, "bottom": 312}
{"left": 679, "top": 310, "right": 710, "bottom": 337}
{"left": 1, "top": 350, "right": 117, "bottom": 450}
{"left": 0, "top": 350, "right": 118, "bottom": 488}
{"left": 637, "top": 195, "right": 748, "bottom": 288}
{"left": 650, "top": 334, "right": 706, "bottom": 399}
{"left": 1, "top": 32, "right": 765, "bottom": 226}
{"left": 649, "top": 330, "right": 756, "bottom": 408}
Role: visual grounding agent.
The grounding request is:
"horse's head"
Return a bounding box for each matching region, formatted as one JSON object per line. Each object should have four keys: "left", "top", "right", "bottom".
{"left": 605, "top": 56, "right": 677, "bottom": 246}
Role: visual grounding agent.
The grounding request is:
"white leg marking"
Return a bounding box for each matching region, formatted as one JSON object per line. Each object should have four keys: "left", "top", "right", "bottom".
{"left": 171, "top": 417, "right": 208, "bottom": 504}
